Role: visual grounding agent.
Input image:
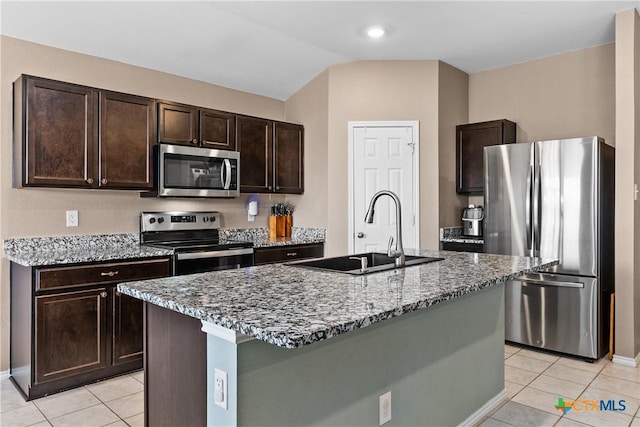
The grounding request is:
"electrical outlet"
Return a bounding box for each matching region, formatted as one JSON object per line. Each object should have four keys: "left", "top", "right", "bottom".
{"left": 66, "top": 210, "right": 79, "bottom": 227}
{"left": 379, "top": 391, "right": 391, "bottom": 425}
{"left": 214, "top": 368, "right": 228, "bottom": 410}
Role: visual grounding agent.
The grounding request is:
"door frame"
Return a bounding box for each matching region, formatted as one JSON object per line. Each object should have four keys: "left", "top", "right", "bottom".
{"left": 347, "top": 120, "right": 420, "bottom": 253}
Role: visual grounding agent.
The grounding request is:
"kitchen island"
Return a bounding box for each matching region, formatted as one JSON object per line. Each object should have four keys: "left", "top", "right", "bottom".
{"left": 118, "top": 250, "right": 557, "bottom": 427}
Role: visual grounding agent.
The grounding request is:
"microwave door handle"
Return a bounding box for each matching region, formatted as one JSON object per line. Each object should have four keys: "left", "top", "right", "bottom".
{"left": 223, "top": 159, "right": 232, "bottom": 190}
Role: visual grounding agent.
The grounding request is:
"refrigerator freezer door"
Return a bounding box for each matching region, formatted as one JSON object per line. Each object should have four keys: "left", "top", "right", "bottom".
{"left": 536, "top": 137, "right": 598, "bottom": 276}
{"left": 505, "top": 273, "right": 598, "bottom": 359}
{"left": 484, "top": 143, "right": 534, "bottom": 256}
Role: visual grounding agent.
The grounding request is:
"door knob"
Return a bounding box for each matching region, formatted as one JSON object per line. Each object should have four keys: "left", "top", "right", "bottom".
{"left": 356, "top": 232, "right": 364, "bottom": 238}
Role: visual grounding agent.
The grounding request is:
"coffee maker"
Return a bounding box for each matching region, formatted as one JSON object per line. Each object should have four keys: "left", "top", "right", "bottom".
{"left": 462, "top": 205, "right": 483, "bottom": 237}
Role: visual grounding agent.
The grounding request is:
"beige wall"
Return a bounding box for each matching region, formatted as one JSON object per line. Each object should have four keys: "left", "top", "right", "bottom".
{"left": 614, "top": 9, "right": 640, "bottom": 360}
{"left": 325, "top": 60, "right": 441, "bottom": 256}
{"left": 0, "top": 36, "right": 307, "bottom": 372}
{"left": 284, "top": 70, "right": 329, "bottom": 228}
{"left": 469, "top": 44, "right": 615, "bottom": 145}
{"left": 438, "top": 62, "right": 469, "bottom": 227}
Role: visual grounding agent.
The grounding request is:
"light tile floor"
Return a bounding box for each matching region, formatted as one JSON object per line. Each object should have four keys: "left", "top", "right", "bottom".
{"left": 480, "top": 344, "right": 640, "bottom": 427}
{"left": 1, "top": 370, "right": 144, "bottom": 427}
{"left": 1, "top": 346, "right": 639, "bottom": 427}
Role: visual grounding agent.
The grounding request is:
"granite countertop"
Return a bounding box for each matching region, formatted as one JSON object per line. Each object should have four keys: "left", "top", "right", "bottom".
{"left": 440, "top": 226, "right": 484, "bottom": 244}
{"left": 118, "top": 250, "right": 557, "bottom": 349}
{"left": 3, "top": 234, "right": 173, "bottom": 267}
{"left": 3, "top": 228, "right": 326, "bottom": 267}
{"left": 221, "top": 227, "right": 325, "bottom": 248}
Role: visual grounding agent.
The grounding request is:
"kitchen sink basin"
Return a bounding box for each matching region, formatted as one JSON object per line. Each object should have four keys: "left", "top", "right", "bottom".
{"left": 285, "top": 252, "right": 444, "bottom": 275}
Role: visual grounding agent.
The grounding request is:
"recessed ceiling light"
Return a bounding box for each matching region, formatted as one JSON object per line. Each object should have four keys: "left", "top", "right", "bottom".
{"left": 367, "top": 26, "right": 385, "bottom": 38}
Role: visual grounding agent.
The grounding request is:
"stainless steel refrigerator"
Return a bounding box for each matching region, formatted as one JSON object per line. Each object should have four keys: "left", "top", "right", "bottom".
{"left": 484, "top": 136, "right": 614, "bottom": 360}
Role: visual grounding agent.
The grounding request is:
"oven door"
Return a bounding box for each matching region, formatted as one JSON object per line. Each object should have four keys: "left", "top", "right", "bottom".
{"left": 158, "top": 144, "right": 239, "bottom": 198}
{"left": 174, "top": 247, "right": 254, "bottom": 275}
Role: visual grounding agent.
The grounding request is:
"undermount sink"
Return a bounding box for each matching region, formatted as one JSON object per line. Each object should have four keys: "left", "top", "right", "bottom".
{"left": 285, "top": 252, "right": 444, "bottom": 275}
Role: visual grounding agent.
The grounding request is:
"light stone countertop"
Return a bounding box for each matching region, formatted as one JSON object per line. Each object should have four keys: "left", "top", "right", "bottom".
{"left": 3, "top": 227, "right": 326, "bottom": 267}
{"left": 3, "top": 234, "right": 173, "bottom": 267}
{"left": 117, "top": 250, "right": 557, "bottom": 349}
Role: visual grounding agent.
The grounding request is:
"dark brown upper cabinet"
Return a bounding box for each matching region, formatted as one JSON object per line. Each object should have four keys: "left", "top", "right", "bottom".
{"left": 456, "top": 119, "right": 516, "bottom": 194}
{"left": 157, "top": 101, "right": 236, "bottom": 150}
{"left": 14, "top": 75, "right": 155, "bottom": 190}
{"left": 236, "top": 116, "right": 304, "bottom": 194}
{"left": 99, "top": 91, "right": 154, "bottom": 189}
{"left": 236, "top": 115, "right": 273, "bottom": 193}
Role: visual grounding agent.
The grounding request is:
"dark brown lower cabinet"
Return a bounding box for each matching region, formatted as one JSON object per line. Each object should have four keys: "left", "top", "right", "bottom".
{"left": 254, "top": 243, "right": 324, "bottom": 265}
{"left": 35, "top": 288, "right": 108, "bottom": 384}
{"left": 10, "top": 257, "right": 170, "bottom": 400}
{"left": 145, "top": 302, "right": 207, "bottom": 427}
{"left": 113, "top": 292, "right": 144, "bottom": 365}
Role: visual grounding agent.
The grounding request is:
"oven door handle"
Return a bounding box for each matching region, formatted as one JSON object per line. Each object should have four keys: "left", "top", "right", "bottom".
{"left": 176, "top": 247, "right": 254, "bottom": 260}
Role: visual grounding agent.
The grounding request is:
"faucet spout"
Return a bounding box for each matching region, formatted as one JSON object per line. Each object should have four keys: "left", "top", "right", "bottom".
{"left": 364, "top": 190, "right": 405, "bottom": 267}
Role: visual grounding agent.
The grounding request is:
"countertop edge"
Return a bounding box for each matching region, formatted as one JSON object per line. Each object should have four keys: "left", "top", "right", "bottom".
{"left": 117, "top": 257, "right": 558, "bottom": 349}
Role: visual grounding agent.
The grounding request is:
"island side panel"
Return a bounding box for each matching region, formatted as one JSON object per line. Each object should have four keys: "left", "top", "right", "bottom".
{"left": 206, "top": 283, "right": 505, "bottom": 426}
{"left": 144, "top": 302, "right": 207, "bottom": 427}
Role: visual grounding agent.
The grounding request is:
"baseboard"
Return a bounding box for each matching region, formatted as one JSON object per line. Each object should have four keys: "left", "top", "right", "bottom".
{"left": 458, "top": 388, "right": 508, "bottom": 427}
{"left": 612, "top": 353, "right": 639, "bottom": 367}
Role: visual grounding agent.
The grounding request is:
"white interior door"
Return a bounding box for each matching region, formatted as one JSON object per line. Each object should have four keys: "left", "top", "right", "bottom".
{"left": 349, "top": 122, "right": 419, "bottom": 253}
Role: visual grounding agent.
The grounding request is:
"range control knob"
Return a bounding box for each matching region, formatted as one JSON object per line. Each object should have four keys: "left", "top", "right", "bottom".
{"left": 203, "top": 217, "right": 209, "bottom": 223}
{"left": 157, "top": 217, "right": 165, "bottom": 224}
{"left": 149, "top": 218, "right": 156, "bottom": 224}
{"left": 210, "top": 216, "right": 216, "bottom": 222}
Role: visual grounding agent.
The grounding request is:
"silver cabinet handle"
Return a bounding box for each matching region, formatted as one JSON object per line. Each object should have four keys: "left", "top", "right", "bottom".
{"left": 100, "top": 271, "right": 119, "bottom": 277}
{"left": 192, "top": 139, "right": 198, "bottom": 144}
{"left": 100, "top": 291, "right": 107, "bottom": 298}
{"left": 286, "top": 252, "right": 298, "bottom": 257}
{"left": 101, "top": 178, "right": 108, "bottom": 185}
{"left": 356, "top": 232, "right": 364, "bottom": 238}
{"left": 86, "top": 178, "right": 94, "bottom": 184}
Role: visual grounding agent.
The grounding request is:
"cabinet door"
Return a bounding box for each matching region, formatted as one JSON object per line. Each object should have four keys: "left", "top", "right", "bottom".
{"left": 237, "top": 116, "right": 273, "bottom": 193}
{"left": 157, "top": 102, "right": 198, "bottom": 146}
{"left": 24, "top": 77, "right": 96, "bottom": 187}
{"left": 456, "top": 120, "right": 515, "bottom": 194}
{"left": 255, "top": 243, "right": 323, "bottom": 265}
{"left": 99, "top": 91, "right": 155, "bottom": 189}
{"left": 35, "top": 288, "right": 107, "bottom": 384}
{"left": 200, "top": 109, "right": 236, "bottom": 150}
{"left": 274, "top": 122, "right": 304, "bottom": 194}
{"left": 112, "top": 291, "right": 143, "bottom": 365}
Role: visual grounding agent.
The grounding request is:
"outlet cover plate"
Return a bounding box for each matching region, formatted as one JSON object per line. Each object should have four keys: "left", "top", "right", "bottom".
{"left": 379, "top": 391, "right": 391, "bottom": 425}
{"left": 66, "top": 210, "right": 78, "bottom": 227}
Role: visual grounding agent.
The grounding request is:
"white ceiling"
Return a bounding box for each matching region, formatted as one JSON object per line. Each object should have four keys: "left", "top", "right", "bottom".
{"left": 2, "top": 1, "right": 639, "bottom": 100}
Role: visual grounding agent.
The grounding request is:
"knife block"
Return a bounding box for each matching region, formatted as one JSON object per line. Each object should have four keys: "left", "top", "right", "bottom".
{"left": 269, "top": 215, "right": 292, "bottom": 239}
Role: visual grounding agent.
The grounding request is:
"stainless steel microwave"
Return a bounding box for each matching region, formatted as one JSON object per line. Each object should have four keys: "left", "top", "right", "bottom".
{"left": 143, "top": 144, "right": 240, "bottom": 198}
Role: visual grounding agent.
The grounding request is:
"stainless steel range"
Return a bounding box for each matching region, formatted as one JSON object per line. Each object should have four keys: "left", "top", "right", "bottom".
{"left": 140, "top": 211, "right": 254, "bottom": 275}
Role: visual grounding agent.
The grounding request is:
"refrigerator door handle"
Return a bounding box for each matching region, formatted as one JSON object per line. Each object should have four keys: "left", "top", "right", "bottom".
{"left": 533, "top": 165, "right": 542, "bottom": 253}
{"left": 518, "top": 276, "right": 585, "bottom": 289}
{"left": 526, "top": 165, "right": 533, "bottom": 251}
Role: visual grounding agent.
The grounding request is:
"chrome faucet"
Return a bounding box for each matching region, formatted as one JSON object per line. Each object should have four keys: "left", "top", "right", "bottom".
{"left": 364, "top": 190, "right": 405, "bottom": 267}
